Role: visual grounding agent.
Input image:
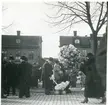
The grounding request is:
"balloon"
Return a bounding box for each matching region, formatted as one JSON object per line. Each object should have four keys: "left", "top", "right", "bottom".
{"left": 59, "top": 44, "right": 81, "bottom": 69}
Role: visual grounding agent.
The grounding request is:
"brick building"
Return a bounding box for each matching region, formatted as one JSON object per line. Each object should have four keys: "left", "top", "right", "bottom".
{"left": 2, "top": 31, "right": 42, "bottom": 64}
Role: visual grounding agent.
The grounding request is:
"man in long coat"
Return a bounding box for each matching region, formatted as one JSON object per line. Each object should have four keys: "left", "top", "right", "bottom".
{"left": 6, "top": 56, "right": 17, "bottom": 96}
{"left": 42, "top": 58, "right": 53, "bottom": 95}
{"left": 18, "top": 56, "right": 32, "bottom": 98}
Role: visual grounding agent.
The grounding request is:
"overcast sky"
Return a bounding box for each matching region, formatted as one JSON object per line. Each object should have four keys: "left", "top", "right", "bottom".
{"left": 2, "top": 1, "right": 106, "bottom": 58}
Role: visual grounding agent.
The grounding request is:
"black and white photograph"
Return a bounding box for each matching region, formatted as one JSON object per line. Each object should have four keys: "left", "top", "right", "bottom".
{"left": 1, "top": 0, "right": 107, "bottom": 105}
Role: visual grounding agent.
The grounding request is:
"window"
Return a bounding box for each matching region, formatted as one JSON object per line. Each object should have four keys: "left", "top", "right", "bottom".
{"left": 74, "top": 39, "right": 80, "bottom": 44}
{"left": 16, "top": 39, "right": 21, "bottom": 44}
{"left": 83, "top": 50, "right": 87, "bottom": 56}
{"left": 28, "top": 51, "right": 34, "bottom": 60}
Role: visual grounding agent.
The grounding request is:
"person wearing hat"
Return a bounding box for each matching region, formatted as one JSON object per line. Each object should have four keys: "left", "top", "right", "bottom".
{"left": 80, "top": 53, "right": 105, "bottom": 103}
{"left": 18, "top": 56, "right": 32, "bottom": 98}
{"left": 42, "top": 58, "right": 54, "bottom": 95}
{"left": 6, "top": 55, "right": 17, "bottom": 96}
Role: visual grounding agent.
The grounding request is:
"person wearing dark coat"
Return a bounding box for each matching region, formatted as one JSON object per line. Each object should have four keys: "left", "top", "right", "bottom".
{"left": 31, "top": 62, "right": 41, "bottom": 88}
{"left": 42, "top": 58, "right": 53, "bottom": 95}
{"left": 35, "top": 63, "right": 41, "bottom": 87}
{"left": 18, "top": 56, "right": 32, "bottom": 98}
{"left": 6, "top": 56, "right": 17, "bottom": 96}
{"left": 14, "top": 57, "right": 22, "bottom": 88}
{"left": 80, "top": 53, "right": 105, "bottom": 103}
{"left": 1, "top": 57, "right": 8, "bottom": 98}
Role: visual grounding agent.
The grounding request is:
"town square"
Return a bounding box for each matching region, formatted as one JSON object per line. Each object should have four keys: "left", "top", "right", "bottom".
{"left": 1, "top": 1, "right": 107, "bottom": 105}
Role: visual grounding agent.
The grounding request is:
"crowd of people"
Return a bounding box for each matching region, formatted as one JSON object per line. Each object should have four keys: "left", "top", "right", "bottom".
{"left": 42, "top": 57, "right": 71, "bottom": 95}
{"left": 1, "top": 55, "right": 42, "bottom": 98}
{"left": 1, "top": 53, "right": 106, "bottom": 103}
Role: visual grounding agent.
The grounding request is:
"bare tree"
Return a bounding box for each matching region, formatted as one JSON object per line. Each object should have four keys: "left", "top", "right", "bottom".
{"left": 2, "top": 6, "right": 14, "bottom": 33}
{"left": 46, "top": 2, "right": 107, "bottom": 56}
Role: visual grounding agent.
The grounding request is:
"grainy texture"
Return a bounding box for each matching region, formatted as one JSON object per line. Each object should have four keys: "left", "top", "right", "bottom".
{"left": 1, "top": 88, "right": 106, "bottom": 105}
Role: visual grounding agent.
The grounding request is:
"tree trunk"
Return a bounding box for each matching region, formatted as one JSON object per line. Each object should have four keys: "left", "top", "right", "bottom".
{"left": 92, "top": 31, "right": 97, "bottom": 57}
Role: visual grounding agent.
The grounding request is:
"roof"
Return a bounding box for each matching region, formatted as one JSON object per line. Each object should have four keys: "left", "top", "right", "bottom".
{"left": 2, "top": 35, "right": 42, "bottom": 49}
{"left": 60, "top": 36, "right": 102, "bottom": 48}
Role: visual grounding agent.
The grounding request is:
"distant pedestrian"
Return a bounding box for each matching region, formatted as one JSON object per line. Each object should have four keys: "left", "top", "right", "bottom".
{"left": 31, "top": 62, "right": 41, "bottom": 88}
{"left": 18, "top": 56, "right": 32, "bottom": 98}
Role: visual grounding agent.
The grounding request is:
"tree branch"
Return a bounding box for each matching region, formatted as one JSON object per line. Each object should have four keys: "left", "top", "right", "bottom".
{"left": 59, "top": 2, "right": 88, "bottom": 24}
{"left": 96, "top": 2, "right": 104, "bottom": 31}
{"left": 91, "top": 5, "right": 101, "bottom": 19}
{"left": 85, "top": 2, "right": 95, "bottom": 32}
{"left": 75, "top": 2, "right": 87, "bottom": 12}
{"left": 54, "top": 23, "right": 74, "bottom": 33}
{"left": 46, "top": 2, "right": 107, "bottom": 35}
{"left": 2, "top": 22, "right": 14, "bottom": 30}
{"left": 2, "top": 6, "right": 8, "bottom": 11}
{"left": 97, "top": 11, "right": 107, "bottom": 32}
{"left": 78, "top": 2, "right": 86, "bottom": 6}
{"left": 58, "top": 2, "right": 87, "bottom": 15}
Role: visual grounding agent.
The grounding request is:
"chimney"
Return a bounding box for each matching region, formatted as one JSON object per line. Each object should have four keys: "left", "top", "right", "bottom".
{"left": 17, "top": 31, "right": 20, "bottom": 36}
{"left": 85, "top": 35, "right": 87, "bottom": 37}
{"left": 73, "top": 31, "right": 77, "bottom": 36}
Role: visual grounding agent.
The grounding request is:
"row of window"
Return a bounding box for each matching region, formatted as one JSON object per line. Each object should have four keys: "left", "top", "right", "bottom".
{"left": 2, "top": 51, "right": 35, "bottom": 60}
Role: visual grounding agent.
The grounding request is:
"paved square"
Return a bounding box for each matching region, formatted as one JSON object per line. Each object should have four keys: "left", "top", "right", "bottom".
{"left": 1, "top": 88, "right": 106, "bottom": 105}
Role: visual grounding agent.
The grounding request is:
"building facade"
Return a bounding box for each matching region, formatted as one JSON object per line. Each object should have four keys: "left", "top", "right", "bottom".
{"left": 2, "top": 31, "right": 42, "bottom": 64}
{"left": 59, "top": 31, "right": 102, "bottom": 57}
{"left": 96, "top": 31, "right": 107, "bottom": 90}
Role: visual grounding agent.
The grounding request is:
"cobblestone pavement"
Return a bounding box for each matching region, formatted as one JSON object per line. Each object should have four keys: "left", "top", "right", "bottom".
{"left": 1, "top": 88, "right": 106, "bottom": 105}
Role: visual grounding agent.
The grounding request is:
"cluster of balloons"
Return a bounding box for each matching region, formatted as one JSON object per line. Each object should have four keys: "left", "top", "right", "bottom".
{"left": 59, "top": 44, "right": 81, "bottom": 69}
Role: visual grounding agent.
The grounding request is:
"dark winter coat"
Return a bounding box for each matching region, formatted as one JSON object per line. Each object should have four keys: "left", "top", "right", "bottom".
{"left": 42, "top": 62, "right": 53, "bottom": 89}
{"left": 19, "top": 61, "right": 32, "bottom": 87}
{"left": 2, "top": 61, "right": 8, "bottom": 87}
{"left": 15, "top": 63, "right": 21, "bottom": 86}
{"left": 6, "top": 61, "right": 17, "bottom": 86}
{"left": 80, "top": 58, "right": 104, "bottom": 98}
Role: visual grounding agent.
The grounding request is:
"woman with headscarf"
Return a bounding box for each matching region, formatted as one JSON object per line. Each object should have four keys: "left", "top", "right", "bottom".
{"left": 80, "top": 53, "right": 105, "bottom": 103}
{"left": 53, "top": 60, "right": 63, "bottom": 84}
